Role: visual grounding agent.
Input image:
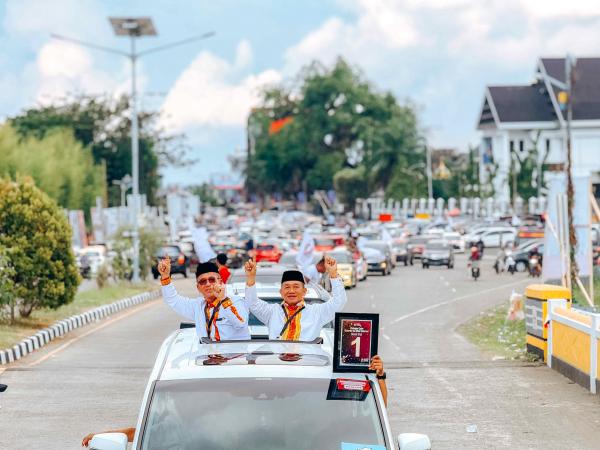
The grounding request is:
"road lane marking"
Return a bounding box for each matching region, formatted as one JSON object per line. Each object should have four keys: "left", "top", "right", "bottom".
{"left": 26, "top": 300, "right": 159, "bottom": 368}
{"left": 389, "top": 278, "right": 529, "bottom": 325}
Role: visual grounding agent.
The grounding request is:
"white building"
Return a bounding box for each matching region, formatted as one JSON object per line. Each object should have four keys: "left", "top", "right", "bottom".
{"left": 477, "top": 57, "right": 600, "bottom": 202}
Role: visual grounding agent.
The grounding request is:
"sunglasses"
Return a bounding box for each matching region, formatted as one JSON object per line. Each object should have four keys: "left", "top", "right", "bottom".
{"left": 197, "top": 276, "right": 219, "bottom": 286}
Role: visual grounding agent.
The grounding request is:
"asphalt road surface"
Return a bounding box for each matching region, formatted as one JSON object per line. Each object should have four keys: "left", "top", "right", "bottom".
{"left": 1, "top": 255, "right": 599, "bottom": 449}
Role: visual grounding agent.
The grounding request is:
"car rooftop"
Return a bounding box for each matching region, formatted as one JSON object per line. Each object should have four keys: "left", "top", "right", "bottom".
{"left": 157, "top": 328, "right": 360, "bottom": 381}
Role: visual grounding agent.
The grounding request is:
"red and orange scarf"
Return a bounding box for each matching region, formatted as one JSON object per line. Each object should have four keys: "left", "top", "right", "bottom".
{"left": 204, "top": 297, "right": 244, "bottom": 341}
{"left": 280, "top": 303, "right": 305, "bottom": 340}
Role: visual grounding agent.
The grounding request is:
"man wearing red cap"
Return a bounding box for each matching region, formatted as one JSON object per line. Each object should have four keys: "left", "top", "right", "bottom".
{"left": 158, "top": 258, "right": 250, "bottom": 341}
{"left": 244, "top": 255, "right": 347, "bottom": 340}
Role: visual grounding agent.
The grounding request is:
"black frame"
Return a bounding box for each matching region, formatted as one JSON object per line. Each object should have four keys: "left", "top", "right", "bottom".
{"left": 333, "top": 312, "right": 379, "bottom": 373}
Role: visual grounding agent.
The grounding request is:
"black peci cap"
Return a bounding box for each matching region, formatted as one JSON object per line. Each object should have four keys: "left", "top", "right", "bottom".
{"left": 281, "top": 270, "right": 305, "bottom": 284}
{"left": 196, "top": 262, "right": 220, "bottom": 278}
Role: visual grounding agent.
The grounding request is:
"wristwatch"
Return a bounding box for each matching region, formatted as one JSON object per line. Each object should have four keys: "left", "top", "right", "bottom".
{"left": 376, "top": 372, "right": 387, "bottom": 380}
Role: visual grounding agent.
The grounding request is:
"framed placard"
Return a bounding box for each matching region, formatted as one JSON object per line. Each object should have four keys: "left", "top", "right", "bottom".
{"left": 333, "top": 312, "right": 379, "bottom": 373}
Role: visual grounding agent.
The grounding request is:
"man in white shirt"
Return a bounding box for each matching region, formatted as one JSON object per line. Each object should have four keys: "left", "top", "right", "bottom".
{"left": 244, "top": 255, "right": 347, "bottom": 340}
{"left": 158, "top": 258, "right": 250, "bottom": 341}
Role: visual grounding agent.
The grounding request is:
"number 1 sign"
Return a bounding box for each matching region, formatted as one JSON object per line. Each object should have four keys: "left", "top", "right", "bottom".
{"left": 333, "top": 313, "right": 379, "bottom": 373}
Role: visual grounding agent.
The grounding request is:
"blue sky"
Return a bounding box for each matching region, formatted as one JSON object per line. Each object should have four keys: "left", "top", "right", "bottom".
{"left": 2, "top": 0, "right": 600, "bottom": 187}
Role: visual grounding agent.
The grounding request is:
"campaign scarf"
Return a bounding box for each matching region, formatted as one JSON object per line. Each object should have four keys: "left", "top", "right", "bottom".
{"left": 279, "top": 303, "right": 305, "bottom": 340}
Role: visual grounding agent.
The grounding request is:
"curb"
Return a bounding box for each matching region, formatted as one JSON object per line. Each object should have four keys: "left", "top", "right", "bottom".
{"left": 0, "top": 289, "right": 161, "bottom": 365}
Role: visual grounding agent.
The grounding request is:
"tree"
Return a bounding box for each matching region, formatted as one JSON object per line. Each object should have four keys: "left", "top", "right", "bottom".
{"left": 0, "top": 246, "right": 16, "bottom": 323}
{"left": 246, "top": 58, "right": 425, "bottom": 202}
{"left": 0, "top": 124, "right": 106, "bottom": 216}
{"left": 111, "top": 227, "right": 163, "bottom": 281}
{"left": 0, "top": 177, "right": 79, "bottom": 318}
{"left": 10, "top": 95, "right": 189, "bottom": 206}
{"left": 333, "top": 167, "right": 369, "bottom": 210}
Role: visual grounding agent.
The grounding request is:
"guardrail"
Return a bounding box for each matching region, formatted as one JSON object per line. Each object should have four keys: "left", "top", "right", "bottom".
{"left": 547, "top": 299, "right": 599, "bottom": 394}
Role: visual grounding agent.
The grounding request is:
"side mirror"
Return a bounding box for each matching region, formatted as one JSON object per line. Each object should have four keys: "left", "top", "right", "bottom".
{"left": 398, "top": 433, "right": 432, "bottom": 450}
{"left": 89, "top": 433, "right": 128, "bottom": 450}
{"left": 0, "top": 384, "right": 7, "bottom": 392}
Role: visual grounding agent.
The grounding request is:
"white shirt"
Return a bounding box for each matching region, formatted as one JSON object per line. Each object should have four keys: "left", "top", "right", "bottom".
{"left": 301, "top": 264, "right": 321, "bottom": 284}
{"left": 162, "top": 283, "right": 250, "bottom": 341}
{"left": 244, "top": 278, "right": 347, "bottom": 340}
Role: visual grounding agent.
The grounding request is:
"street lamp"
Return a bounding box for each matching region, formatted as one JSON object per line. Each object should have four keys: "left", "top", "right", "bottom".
{"left": 112, "top": 174, "right": 133, "bottom": 207}
{"left": 52, "top": 19, "right": 215, "bottom": 282}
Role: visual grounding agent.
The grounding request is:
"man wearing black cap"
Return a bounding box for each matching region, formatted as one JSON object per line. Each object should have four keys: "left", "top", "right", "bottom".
{"left": 243, "top": 255, "right": 347, "bottom": 340}
{"left": 158, "top": 257, "right": 250, "bottom": 341}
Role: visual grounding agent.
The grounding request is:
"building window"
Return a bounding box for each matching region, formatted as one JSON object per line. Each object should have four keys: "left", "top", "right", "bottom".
{"left": 519, "top": 140, "right": 524, "bottom": 153}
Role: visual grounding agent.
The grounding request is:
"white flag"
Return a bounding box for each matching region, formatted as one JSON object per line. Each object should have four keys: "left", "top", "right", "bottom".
{"left": 192, "top": 227, "right": 216, "bottom": 263}
{"left": 381, "top": 228, "right": 393, "bottom": 244}
{"left": 296, "top": 231, "right": 315, "bottom": 268}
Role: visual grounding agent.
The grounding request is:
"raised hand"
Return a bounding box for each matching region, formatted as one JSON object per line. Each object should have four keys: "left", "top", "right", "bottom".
{"left": 324, "top": 254, "right": 338, "bottom": 278}
{"left": 244, "top": 257, "right": 257, "bottom": 286}
{"left": 158, "top": 256, "right": 171, "bottom": 279}
{"left": 368, "top": 355, "right": 384, "bottom": 376}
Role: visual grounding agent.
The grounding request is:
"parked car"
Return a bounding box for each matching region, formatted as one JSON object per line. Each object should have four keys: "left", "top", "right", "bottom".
{"left": 152, "top": 244, "right": 188, "bottom": 279}
{"left": 79, "top": 245, "right": 108, "bottom": 276}
{"left": 254, "top": 243, "right": 283, "bottom": 263}
{"left": 422, "top": 240, "right": 454, "bottom": 269}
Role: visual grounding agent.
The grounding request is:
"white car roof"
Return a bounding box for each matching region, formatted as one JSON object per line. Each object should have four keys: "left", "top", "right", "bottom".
{"left": 156, "top": 328, "right": 354, "bottom": 382}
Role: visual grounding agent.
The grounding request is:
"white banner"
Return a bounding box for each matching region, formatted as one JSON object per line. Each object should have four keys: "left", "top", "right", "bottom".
{"left": 295, "top": 231, "right": 315, "bottom": 268}
{"left": 192, "top": 227, "right": 216, "bottom": 263}
{"left": 542, "top": 174, "right": 567, "bottom": 281}
{"left": 574, "top": 175, "right": 592, "bottom": 277}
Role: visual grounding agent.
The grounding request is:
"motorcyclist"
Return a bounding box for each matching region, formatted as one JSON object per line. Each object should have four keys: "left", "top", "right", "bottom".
{"left": 494, "top": 246, "right": 506, "bottom": 274}
{"left": 528, "top": 246, "right": 542, "bottom": 276}
{"left": 469, "top": 246, "right": 481, "bottom": 279}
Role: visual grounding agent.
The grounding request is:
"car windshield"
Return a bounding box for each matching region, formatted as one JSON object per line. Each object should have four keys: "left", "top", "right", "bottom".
{"left": 257, "top": 245, "right": 275, "bottom": 251}
{"left": 409, "top": 237, "right": 429, "bottom": 245}
{"left": 364, "top": 243, "right": 387, "bottom": 253}
{"left": 178, "top": 242, "right": 194, "bottom": 253}
{"left": 229, "top": 273, "right": 283, "bottom": 284}
{"left": 140, "top": 378, "right": 386, "bottom": 450}
{"left": 279, "top": 254, "right": 297, "bottom": 266}
{"left": 156, "top": 246, "right": 180, "bottom": 258}
{"left": 426, "top": 242, "right": 449, "bottom": 251}
{"left": 315, "top": 238, "right": 335, "bottom": 247}
{"left": 329, "top": 252, "right": 353, "bottom": 264}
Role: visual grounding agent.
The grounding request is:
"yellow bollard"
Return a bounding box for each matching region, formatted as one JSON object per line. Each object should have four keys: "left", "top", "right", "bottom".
{"left": 525, "top": 284, "right": 571, "bottom": 361}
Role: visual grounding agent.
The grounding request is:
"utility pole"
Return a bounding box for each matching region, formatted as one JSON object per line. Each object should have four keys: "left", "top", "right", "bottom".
{"left": 426, "top": 145, "right": 433, "bottom": 199}
{"left": 52, "top": 20, "right": 214, "bottom": 283}
{"left": 564, "top": 54, "right": 579, "bottom": 289}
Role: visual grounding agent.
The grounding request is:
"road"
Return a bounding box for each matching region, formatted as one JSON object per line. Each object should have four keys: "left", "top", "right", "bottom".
{"left": 1, "top": 255, "right": 599, "bottom": 449}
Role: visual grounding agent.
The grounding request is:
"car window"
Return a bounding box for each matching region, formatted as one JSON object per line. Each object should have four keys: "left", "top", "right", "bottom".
{"left": 315, "top": 238, "right": 335, "bottom": 247}
{"left": 141, "top": 378, "right": 386, "bottom": 450}
{"left": 426, "top": 242, "right": 449, "bottom": 250}
{"left": 157, "top": 246, "right": 180, "bottom": 257}
{"left": 257, "top": 245, "right": 275, "bottom": 251}
{"left": 329, "top": 252, "right": 353, "bottom": 264}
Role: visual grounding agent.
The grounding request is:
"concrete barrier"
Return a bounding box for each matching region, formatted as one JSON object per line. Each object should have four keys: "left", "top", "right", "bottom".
{"left": 0, "top": 289, "right": 160, "bottom": 366}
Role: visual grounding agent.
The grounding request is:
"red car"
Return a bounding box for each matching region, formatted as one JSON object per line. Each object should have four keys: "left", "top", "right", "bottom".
{"left": 314, "top": 234, "right": 346, "bottom": 252}
{"left": 254, "top": 243, "right": 283, "bottom": 263}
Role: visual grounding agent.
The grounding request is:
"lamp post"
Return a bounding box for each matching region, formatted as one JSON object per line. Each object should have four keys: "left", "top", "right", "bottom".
{"left": 112, "top": 174, "right": 133, "bottom": 207}
{"left": 52, "top": 19, "right": 214, "bottom": 282}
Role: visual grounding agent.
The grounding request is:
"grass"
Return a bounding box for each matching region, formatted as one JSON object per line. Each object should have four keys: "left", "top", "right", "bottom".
{"left": 0, "top": 281, "right": 157, "bottom": 349}
{"left": 572, "top": 274, "right": 600, "bottom": 309}
{"left": 457, "top": 303, "right": 537, "bottom": 361}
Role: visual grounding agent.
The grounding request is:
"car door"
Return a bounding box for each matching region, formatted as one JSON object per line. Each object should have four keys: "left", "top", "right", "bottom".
{"left": 500, "top": 230, "right": 515, "bottom": 247}
{"left": 483, "top": 231, "right": 500, "bottom": 247}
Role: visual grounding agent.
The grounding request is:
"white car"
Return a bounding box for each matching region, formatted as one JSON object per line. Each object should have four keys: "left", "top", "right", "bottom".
{"left": 464, "top": 227, "right": 516, "bottom": 249}
{"left": 89, "top": 329, "right": 431, "bottom": 450}
{"left": 443, "top": 232, "right": 466, "bottom": 253}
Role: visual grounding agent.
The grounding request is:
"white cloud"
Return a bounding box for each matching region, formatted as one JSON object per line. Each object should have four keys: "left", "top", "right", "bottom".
{"left": 161, "top": 41, "right": 282, "bottom": 129}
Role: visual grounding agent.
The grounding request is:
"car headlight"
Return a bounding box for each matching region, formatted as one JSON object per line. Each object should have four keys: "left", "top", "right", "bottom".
{"left": 380, "top": 262, "right": 387, "bottom": 268}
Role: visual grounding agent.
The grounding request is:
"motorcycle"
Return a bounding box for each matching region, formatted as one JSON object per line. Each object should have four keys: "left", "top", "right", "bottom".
{"left": 469, "top": 259, "right": 480, "bottom": 281}
{"left": 529, "top": 255, "right": 541, "bottom": 277}
{"left": 493, "top": 255, "right": 505, "bottom": 274}
{"left": 506, "top": 254, "right": 516, "bottom": 275}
